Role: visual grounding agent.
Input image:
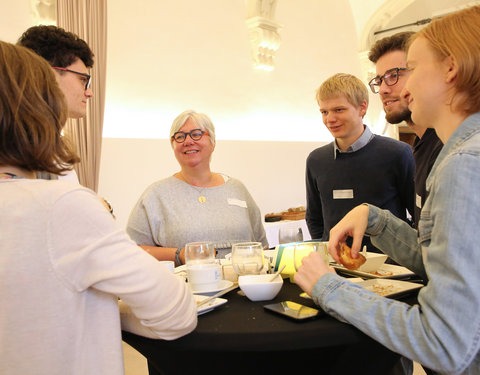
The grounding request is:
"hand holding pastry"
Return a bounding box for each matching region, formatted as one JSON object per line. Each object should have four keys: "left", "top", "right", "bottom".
{"left": 328, "top": 204, "right": 369, "bottom": 264}
{"left": 338, "top": 243, "right": 366, "bottom": 270}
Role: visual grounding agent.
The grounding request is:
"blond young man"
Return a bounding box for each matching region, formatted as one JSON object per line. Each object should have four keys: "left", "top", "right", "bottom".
{"left": 305, "top": 73, "right": 415, "bottom": 251}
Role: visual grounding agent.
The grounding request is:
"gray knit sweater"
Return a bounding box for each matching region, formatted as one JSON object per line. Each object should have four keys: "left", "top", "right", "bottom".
{"left": 126, "top": 175, "right": 268, "bottom": 258}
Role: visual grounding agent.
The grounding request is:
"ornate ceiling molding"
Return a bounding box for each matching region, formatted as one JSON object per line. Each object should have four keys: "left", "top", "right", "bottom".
{"left": 359, "top": 0, "right": 416, "bottom": 53}
{"left": 31, "top": 0, "right": 57, "bottom": 25}
{"left": 358, "top": 0, "right": 415, "bottom": 83}
{"left": 246, "top": 0, "right": 282, "bottom": 71}
{"left": 358, "top": 0, "right": 480, "bottom": 82}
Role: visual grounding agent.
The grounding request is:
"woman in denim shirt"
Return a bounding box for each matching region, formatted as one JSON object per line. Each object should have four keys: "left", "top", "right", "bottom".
{"left": 295, "top": 6, "right": 480, "bottom": 375}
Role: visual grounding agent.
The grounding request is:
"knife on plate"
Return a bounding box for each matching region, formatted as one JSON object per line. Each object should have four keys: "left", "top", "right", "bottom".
{"left": 196, "top": 283, "right": 238, "bottom": 307}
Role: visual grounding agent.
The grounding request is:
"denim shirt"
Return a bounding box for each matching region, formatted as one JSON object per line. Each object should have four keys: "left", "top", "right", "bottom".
{"left": 312, "top": 113, "right": 480, "bottom": 374}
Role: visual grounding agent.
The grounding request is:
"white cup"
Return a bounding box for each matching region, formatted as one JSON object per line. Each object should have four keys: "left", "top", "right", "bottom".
{"left": 158, "top": 260, "right": 175, "bottom": 273}
{"left": 187, "top": 263, "right": 222, "bottom": 291}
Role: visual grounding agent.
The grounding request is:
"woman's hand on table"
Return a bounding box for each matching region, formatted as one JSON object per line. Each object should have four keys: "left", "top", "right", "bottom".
{"left": 294, "top": 252, "right": 335, "bottom": 296}
{"left": 328, "top": 204, "right": 369, "bottom": 264}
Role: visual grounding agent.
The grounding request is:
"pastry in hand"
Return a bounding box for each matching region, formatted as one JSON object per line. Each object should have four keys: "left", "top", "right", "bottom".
{"left": 339, "top": 243, "right": 366, "bottom": 270}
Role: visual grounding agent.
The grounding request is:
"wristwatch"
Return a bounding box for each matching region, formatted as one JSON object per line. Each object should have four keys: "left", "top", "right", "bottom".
{"left": 175, "top": 247, "right": 182, "bottom": 267}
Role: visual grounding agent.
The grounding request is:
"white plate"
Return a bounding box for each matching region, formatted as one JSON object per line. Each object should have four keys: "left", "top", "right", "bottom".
{"left": 195, "top": 295, "right": 228, "bottom": 315}
{"left": 189, "top": 279, "right": 234, "bottom": 295}
{"left": 332, "top": 263, "right": 415, "bottom": 279}
{"left": 357, "top": 279, "right": 422, "bottom": 298}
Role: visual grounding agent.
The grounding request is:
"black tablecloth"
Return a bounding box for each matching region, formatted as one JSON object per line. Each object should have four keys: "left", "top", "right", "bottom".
{"left": 123, "top": 280, "right": 409, "bottom": 375}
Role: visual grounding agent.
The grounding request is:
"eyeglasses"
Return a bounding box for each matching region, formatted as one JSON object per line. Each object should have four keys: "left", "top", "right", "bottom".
{"left": 368, "top": 67, "right": 407, "bottom": 93}
{"left": 52, "top": 67, "right": 92, "bottom": 90}
{"left": 171, "top": 129, "right": 209, "bottom": 143}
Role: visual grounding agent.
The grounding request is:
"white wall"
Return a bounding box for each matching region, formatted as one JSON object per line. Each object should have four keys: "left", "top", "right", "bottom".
{"left": 102, "top": 0, "right": 363, "bottom": 141}
{"left": 0, "top": 0, "right": 342, "bottom": 228}
{"left": 1, "top": 0, "right": 476, "bottom": 230}
{"left": 98, "top": 0, "right": 362, "bottom": 227}
{"left": 7, "top": 0, "right": 455, "bottom": 230}
{"left": 98, "top": 138, "right": 325, "bottom": 227}
{"left": 0, "top": 0, "right": 32, "bottom": 42}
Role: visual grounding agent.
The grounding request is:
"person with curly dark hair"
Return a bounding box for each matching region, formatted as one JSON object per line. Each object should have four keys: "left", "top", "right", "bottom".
{"left": 18, "top": 25, "right": 94, "bottom": 119}
{"left": 18, "top": 25, "right": 95, "bottom": 183}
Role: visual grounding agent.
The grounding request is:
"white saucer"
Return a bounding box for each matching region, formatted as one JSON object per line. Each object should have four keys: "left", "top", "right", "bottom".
{"left": 190, "top": 279, "right": 234, "bottom": 295}
{"left": 195, "top": 296, "right": 228, "bottom": 315}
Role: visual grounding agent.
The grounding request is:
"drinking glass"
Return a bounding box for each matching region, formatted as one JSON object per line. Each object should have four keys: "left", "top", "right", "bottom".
{"left": 184, "top": 241, "right": 216, "bottom": 266}
{"left": 231, "top": 242, "right": 264, "bottom": 276}
{"left": 293, "top": 242, "right": 329, "bottom": 272}
{"left": 278, "top": 226, "right": 303, "bottom": 244}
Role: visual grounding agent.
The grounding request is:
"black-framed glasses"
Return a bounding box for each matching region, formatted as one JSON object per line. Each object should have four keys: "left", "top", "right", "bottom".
{"left": 52, "top": 67, "right": 92, "bottom": 90}
{"left": 368, "top": 67, "right": 407, "bottom": 93}
{"left": 171, "top": 129, "right": 209, "bottom": 143}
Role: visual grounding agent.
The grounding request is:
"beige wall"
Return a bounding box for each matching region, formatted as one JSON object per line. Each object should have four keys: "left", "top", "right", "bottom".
{"left": 6, "top": 0, "right": 462, "bottom": 229}
{"left": 0, "top": 0, "right": 338, "bottom": 228}
{"left": 0, "top": 0, "right": 31, "bottom": 42}
{"left": 98, "top": 0, "right": 359, "bottom": 227}
{"left": 98, "top": 138, "right": 325, "bottom": 228}
{"left": 1, "top": 0, "right": 477, "bottom": 229}
{"left": 102, "top": 0, "right": 364, "bottom": 142}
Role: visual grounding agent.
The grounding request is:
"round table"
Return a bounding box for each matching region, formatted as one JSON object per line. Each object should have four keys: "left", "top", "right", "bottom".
{"left": 123, "top": 279, "right": 409, "bottom": 374}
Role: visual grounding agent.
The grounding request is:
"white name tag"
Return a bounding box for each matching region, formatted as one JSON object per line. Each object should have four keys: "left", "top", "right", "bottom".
{"left": 228, "top": 198, "right": 247, "bottom": 208}
{"left": 333, "top": 189, "right": 354, "bottom": 199}
{"left": 416, "top": 193, "right": 422, "bottom": 208}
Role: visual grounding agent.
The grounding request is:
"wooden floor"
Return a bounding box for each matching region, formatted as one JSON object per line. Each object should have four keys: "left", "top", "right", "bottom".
{"left": 123, "top": 342, "right": 148, "bottom": 375}
{"left": 122, "top": 342, "right": 428, "bottom": 375}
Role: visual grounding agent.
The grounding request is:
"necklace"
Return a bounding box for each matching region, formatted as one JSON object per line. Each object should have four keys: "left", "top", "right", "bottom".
{"left": 177, "top": 172, "right": 212, "bottom": 203}
{"left": 196, "top": 189, "right": 207, "bottom": 203}
{"left": 184, "top": 182, "right": 207, "bottom": 203}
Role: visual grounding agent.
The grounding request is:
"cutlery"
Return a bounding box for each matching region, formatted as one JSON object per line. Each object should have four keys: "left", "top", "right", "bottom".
{"left": 268, "top": 265, "right": 285, "bottom": 282}
{"left": 196, "top": 283, "right": 238, "bottom": 307}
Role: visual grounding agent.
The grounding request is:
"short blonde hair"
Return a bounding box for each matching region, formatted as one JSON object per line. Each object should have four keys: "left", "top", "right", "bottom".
{"left": 170, "top": 110, "right": 216, "bottom": 146}
{"left": 316, "top": 73, "right": 369, "bottom": 108}
{"left": 412, "top": 5, "right": 480, "bottom": 114}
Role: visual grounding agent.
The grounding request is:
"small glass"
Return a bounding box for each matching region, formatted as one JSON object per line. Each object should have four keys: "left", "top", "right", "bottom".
{"left": 184, "top": 241, "right": 216, "bottom": 266}
{"left": 231, "top": 242, "right": 264, "bottom": 276}
{"left": 293, "top": 242, "right": 329, "bottom": 272}
{"left": 278, "top": 226, "right": 303, "bottom": 244}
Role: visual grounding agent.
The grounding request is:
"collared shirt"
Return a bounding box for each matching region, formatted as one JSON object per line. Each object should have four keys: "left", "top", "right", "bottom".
{"left": 333, "top": 125, "right": 375, "bottom": 159}
{"left": 306, "top": 125, "right": 415, "bottom": 245}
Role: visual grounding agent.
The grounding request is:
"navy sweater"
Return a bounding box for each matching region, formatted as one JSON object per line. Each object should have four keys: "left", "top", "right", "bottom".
{"left": 305, "top": 135, "right": 415, "bottom": 250}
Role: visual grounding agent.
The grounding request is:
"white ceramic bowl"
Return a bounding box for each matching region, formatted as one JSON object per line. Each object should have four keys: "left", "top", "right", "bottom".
{"left": 238, "top": 274, "right": 283, "bottom": 301}
{"left": 357, "top": 252, "right": 388, "bottom": 273}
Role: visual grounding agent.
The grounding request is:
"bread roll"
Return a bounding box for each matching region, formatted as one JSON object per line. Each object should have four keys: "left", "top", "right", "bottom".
{"left": 339, "top": 243, "right": 366, "bottom": 270}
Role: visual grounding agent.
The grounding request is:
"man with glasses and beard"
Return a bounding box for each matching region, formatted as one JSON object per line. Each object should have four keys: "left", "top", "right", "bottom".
{"left": 368, "top": 32, "right": 443, "bottom": 227}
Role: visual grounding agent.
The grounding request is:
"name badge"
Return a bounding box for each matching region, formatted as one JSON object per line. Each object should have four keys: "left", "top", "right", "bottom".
{"left": 228, "top": 198, "right": 247, "bottom": 208}
{"left": 333, "top": 189, "right": 354, "bottom": 199}
{"left": 416, "top": 194, "right": 422, "bottom": 209}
